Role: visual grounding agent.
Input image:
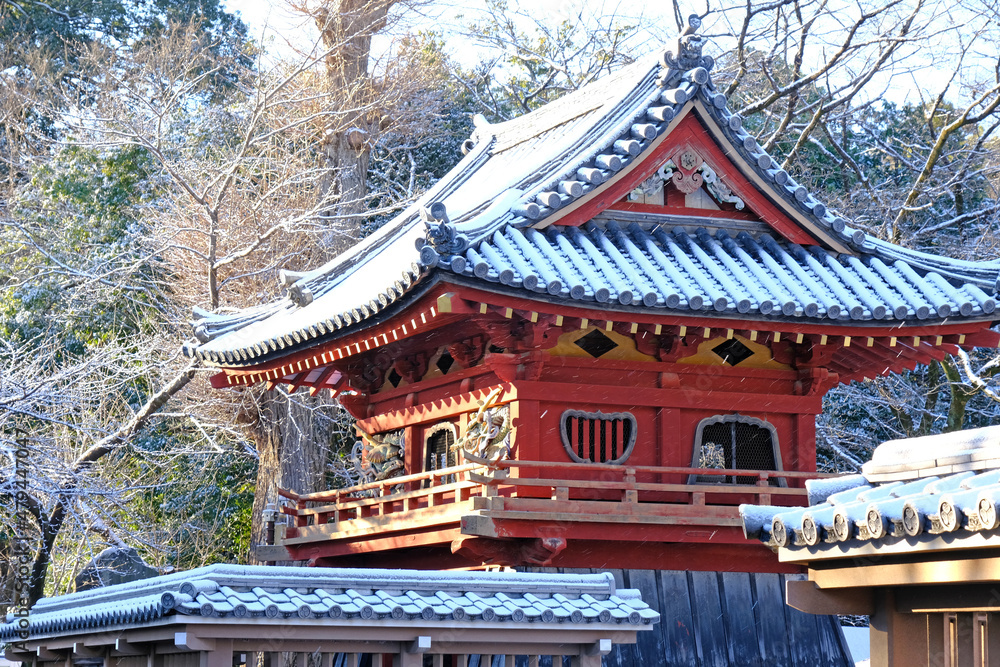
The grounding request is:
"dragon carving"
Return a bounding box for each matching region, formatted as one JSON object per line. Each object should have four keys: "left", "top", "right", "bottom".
{"left": 345, "top": 429, "right": 405, "bottom": 491}
{"left": 451, "top": 387, "right": 512, "bottom": 464}
{"left": 343, "top": 388, "right": 511, "bottom": 496}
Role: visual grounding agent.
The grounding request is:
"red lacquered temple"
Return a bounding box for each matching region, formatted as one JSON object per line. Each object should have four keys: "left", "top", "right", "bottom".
{"left": 185, "top": 17, "right": 1000, "bottom": 665}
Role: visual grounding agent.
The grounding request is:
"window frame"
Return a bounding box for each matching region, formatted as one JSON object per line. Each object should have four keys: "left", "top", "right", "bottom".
{"left": 423, "top": 422, "right": 459, "bottom": 473}
{"left": 559, "top": 409, "right": 638, "bottom": 465}
{"left": 688, "top": 414, "right": 785, "bottom": 485}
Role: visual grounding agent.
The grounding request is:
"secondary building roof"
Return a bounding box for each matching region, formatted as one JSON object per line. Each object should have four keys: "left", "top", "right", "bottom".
{"left": 1, "top": 563, "right": 658, "bottom": 643}
{"left": 739, "top": 425, "right": 1000, "bottom": 561}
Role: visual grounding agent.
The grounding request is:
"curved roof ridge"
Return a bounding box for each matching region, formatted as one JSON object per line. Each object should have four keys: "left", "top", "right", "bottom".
{"left": 864, "top": 236, "right": 1000, "bottom": 289}
{"left": 486, "top": 57, "right": 656, "bottom": 153}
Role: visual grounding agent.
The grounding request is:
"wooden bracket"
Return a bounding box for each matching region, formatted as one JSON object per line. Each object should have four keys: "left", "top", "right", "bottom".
{"left": 113, "top": 639, "right": 146, "bottom": 656}
{"left": 36, "top": 648, "right": 64, "bottom": 661}
{"left": 174, "top": 633, "right": 215, "bottom": 652}
{"left": 72, "top": 644, "right": 106, "bottom": 659}
{"left": 449, "top": 335, "right": 487, "bottom": 369}
{"left": 585, "top": 639, "right": 613, "bottom": 656}
{"left": 785, "top": 579, "right": 873, "bottom": 615}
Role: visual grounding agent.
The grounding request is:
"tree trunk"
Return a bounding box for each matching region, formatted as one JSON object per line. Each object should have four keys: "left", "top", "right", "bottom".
{"left": 314, "top": 0, "right": 397, "bottom": 250}
{"left": 942, "top": 358, "right": 973, "bottom": 433}
{"left": 249, "top": 389, "right": 344, "bottom": 563}
{"left": 0, "top": 535, "right": 12, "bottom": 617}
{"left": 248, "top": 0, "right": 401, "bottom": 561}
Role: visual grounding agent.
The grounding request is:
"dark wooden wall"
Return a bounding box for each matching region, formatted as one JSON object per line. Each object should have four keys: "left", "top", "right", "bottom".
{"left": 327, "top": 569, "right": 854, "bottom": 667}
{"left": 525, "top": 568, "right": 854, "bottom": 667}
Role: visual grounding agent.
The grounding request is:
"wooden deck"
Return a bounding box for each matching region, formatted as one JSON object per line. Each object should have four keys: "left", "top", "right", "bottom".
{"left": 272, "top": 459, "right": 828, "bottom": 570}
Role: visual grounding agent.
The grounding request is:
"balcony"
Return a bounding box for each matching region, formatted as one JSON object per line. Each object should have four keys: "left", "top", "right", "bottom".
{"left": 268, "top": 457, "right": 827, "bottom": 572}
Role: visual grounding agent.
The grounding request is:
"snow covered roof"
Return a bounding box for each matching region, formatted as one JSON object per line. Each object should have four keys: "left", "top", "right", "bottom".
{"left": 0, "top": 563, "right": 658, "bottom": 642}
{"left": 739, "top": 426, "right": 1000, "bottom": 558}
{"left": 184, "top": 16, "right": 1000, "bottom": 369}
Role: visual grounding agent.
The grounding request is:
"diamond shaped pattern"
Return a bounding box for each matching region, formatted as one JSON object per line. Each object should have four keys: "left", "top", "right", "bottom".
{"left": 574, "top": 330, "right": 619, "bottom": 358}
{"left": 712, "top": 338, "right": 754, "bottom": 366}
{"left": 436, "top": 351, "right": 455, "bottom": 374}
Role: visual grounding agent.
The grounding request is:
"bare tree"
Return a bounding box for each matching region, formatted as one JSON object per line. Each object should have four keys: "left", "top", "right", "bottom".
{"left": 706, "top": 0, "right": 1000, "bottom": 251}
{"left": 454, "top": 0, "right": 643, "bottom": 121}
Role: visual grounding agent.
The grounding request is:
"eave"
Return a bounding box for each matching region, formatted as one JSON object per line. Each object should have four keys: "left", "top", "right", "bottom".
{"left": 206, "top": 280, "right": 1000, "bottom": 392}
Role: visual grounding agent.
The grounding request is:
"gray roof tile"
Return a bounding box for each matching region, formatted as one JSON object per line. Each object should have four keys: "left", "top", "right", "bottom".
{"left": 741, "top": 426, "right": 1000, "bottom": 550}
{"left": 1, "top": 564, "right": 657, "bottom": 641}
{"left": 442, "top": 225, "right": 996, "bottom": 325}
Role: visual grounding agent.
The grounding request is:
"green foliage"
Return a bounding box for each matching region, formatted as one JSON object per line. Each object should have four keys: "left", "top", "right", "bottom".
{"left": 0, "top": 145, "right": 165, "bottom": 357}
{"left": 126, "top": 424, "right": 256, "bottom": 567}
{"left": 0, "top": 0, "right": 248, "bottom": 72}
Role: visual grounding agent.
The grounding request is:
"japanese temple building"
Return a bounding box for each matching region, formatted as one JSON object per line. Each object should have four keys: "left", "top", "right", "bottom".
{"left": 182, "top": 15, "right": 1000, "bottom": 666}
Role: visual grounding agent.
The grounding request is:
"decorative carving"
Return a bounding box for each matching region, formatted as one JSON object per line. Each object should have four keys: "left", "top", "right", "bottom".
{"left": 772, "top": 337, "right": 840, "bottom": 371}
{"left": 478, "top": 316, "right": 559, "bottom": 353}
{"left": 657, "top": 335, "right": 697, "bottom": 363}
{"left": 485, "top": 351, "right": 546, "bottom": 382}
{"left": 630, "top": 155, "right": 745, "bottom": 210}
{"left": 637, "top": 175, "right": 661, "bottom": 198}
{"left": 700, "top": 162, "right": 745, "bottom": 209}
{"left": 671, "top": 148, "right": 705, "bottom": 194}
{"left": 450, "top": 535, "right": 567, "bottom": 567}
{"left": 658, "top": 15, "right": 715, "bottom": 86}
{"left": 448, "top": 335, "right": 487, "bottom": 369}
{"left": 451, "top": 388, "right": 512, "bottom": 463}
{"left": 347, "top": 364, "right": 384, "bottom": 393}
{"left": 344, "top": 428, "right": 406, "bottom": 491}
{"left": 420, "top": 202, "right": 469, "bottom": 255}
{"left": 394, "top": 353, "right": 428, "bottom": 384}
{"left": 795, "top": 368, "right": 840, "bottom": 396}
{"left": 633, "top": 328, "right": 679, "bottom": 360}
{"left": 346, "top": 352, "right": 392, "bottom": 393}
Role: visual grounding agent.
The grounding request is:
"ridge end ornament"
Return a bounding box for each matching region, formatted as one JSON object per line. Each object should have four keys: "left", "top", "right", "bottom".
{"left": 420, "top": 202, "right": 469, "bottom": 257}
{"left": 658, "top": 15, "right": 714, "bottom": 88}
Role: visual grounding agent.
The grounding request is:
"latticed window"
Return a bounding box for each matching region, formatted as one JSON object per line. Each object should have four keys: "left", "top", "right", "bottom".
{"left": 424, "top": 424, "right": 456, "bottom": 472}
{"left": 560, "top": 410, "right": 637, "bottom": 464}
{"left": 690, "top": 415, "right": 783, "bottom": 485}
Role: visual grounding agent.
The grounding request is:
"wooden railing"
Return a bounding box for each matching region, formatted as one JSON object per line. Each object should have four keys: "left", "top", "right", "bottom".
{"left": 468, "top": 460, "right": 828, "bottom": 527}
{"left": 276, "top": 459, "right": 833, "bottom": 535}
{"left": 278, "top": 463, "right": 486, "bottom": 529}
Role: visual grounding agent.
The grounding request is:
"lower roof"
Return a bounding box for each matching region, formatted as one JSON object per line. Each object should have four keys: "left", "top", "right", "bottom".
{"left": 1, "top": 564, "right": 658, "bottom": 642}
{"left": 740, "top": 426, "right": 1000, "bottom": 563}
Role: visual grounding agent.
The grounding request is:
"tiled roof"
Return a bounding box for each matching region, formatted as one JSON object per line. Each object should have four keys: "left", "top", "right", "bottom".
{"left": 739, "top": 426, "right": 1000, "bottom": 553}
{"left": 0, "top": 564, "right": 658, "bottom": 641}
{"left": 183, "top": 20, "right": 1000, "bottom": 367}
{"left": 441, "top": 223, "right": 997, "bottom": 319}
